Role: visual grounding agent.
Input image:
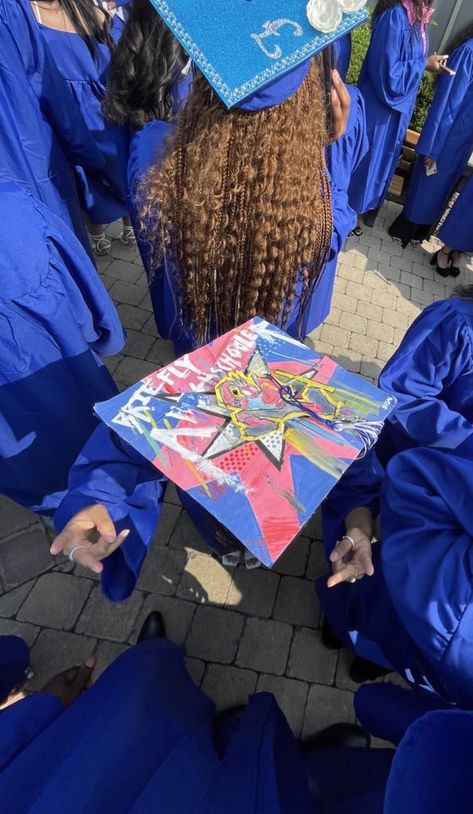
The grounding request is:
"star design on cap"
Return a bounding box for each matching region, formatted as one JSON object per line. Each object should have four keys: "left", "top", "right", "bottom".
{"left": 153, "top": 347, "right": 348, "bottom": 469}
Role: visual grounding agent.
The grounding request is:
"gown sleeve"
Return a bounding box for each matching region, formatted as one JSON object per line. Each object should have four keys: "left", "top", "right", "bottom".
{"left": 379, "top": 300, "right": 473, "bottom": 449}
{"left": 365, "top": 9, "right": 426, "bottom": 111}
{"left": 6, "top": 0, "right": 105, "bottom": 172}
{"left": 416, "top": 45, "right": 473, "bottom": 159}
{"left": 0, "top": 694, "right": 62, "bottom": 772}
{"left": 381, "top": 448, "right": 473, "bottom": 708}
{"left": 54, "top": 424, "right": 167, "bottom": 602}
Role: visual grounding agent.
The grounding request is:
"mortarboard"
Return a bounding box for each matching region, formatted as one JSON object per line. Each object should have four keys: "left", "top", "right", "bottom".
{"left": 147, "top": 0, "right": 369, "bottom": 108}
{"left": 95, "top": 318, "right": 395, "bottom": 567}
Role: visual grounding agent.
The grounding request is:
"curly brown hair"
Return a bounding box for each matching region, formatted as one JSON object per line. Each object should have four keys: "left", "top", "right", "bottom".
{"left": 138, "top": 57, "right": 332, "bottom": 345}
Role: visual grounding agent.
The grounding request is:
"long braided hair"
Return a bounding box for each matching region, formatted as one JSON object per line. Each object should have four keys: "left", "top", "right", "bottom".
{"left": 138, "top": 58, "right": 333, "bottom": 345}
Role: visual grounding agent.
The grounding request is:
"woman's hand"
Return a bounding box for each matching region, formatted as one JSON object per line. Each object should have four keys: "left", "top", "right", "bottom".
{"left": 426, "top": 54, "right": 449, "bottom": 74}
{"left": 50, "top": 505, "right": 129, "bottom": 575}
{"left": 330, "top": 69, "right": 351, "bottom": 142}
{"left": 327, "top": 507, "right": 375, "bottom": 588}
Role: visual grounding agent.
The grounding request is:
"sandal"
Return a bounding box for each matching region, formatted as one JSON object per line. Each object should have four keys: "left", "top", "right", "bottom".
{"left": 244, "top": 550, "right": 262, "bottom": 570}
{"left": 119, "top": 225, "right": 136, "bottom": 246}
{"left": 89, "top": 231, "right": 111, "bottom": 256}
{"left": 222, "top": 551, "right": 241, "bottom": 567}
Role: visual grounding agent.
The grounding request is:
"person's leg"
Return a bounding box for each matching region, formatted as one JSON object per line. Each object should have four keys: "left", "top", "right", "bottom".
{"left": 120, "top": 215, "right": 136, "bottom": 245}
{"left": 0, "top": 637, "right": 29, "bottom": 702}
{"left": 85, "top": 214, "right": 112, "bottom": 255}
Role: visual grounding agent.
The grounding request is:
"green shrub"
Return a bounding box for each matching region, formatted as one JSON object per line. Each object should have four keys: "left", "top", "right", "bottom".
{"left": 345, "top": 21, "right": 436, "bottom": 133}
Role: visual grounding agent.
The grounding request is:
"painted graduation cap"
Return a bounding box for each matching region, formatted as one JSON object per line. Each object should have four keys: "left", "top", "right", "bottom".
{"left": 148, "top": 0, "right": 369, "bottom": 108}
{"left": 95, "top": 318, "right": 396, "bottom": 568}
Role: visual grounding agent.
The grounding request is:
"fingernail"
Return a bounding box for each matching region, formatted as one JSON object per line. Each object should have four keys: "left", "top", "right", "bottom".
{"left": 329, "top": 553, "right": 338, "bottom": 562}
{"left": 85, "top": 656, "right": 96, "bottom": 669}
{"left": 121, "top": 529, "right": 131, "bottom": 539}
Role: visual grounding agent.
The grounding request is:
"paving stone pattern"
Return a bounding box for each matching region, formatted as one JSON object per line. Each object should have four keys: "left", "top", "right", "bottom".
{"left": 0, "top": 205, "right": 471, "bottom": 737}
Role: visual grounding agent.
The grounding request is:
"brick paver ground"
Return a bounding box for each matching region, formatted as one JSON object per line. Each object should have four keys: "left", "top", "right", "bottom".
{"left": 1, "top": 203, "right": 471, "bottom": 738}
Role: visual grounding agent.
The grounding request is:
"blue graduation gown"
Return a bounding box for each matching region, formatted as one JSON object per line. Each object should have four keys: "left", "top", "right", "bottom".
{"left": 439, "top": 171, "right": 473, "bottom": 252}
{"left": 55, "top": 424, "right": 165, "bottom": 601}
{"left": 377, "top": 297, "right": 473, "bottom": 460}
{"left": 403, "top": 38, "right": 473, "bottom": 226}
{"left": 354, "top": 683, "right": 473, "bottom": 814}
{"left": 349, "top": 5, "right": 427, "bottom": 214}
{"left": 0, "top": 0, "right": 105, "bottom": 248}
{"left": 128, "top": 63, "right": 349, "bottom": 350}
{"left": 36, "top": 15, "right": 128, "bottom": 225}
{"left": 288, "top": 85, "right": 368, "bottom": 334}
{"left": 0, "top": 637, "right": 29, "bottom": 702}
{"left": 0, "top": 639, "right": 313, "bottom": 814}
{"left": 316, "top": 447, "right": 473, "bottom": 707}
{"left": 0, "top": 180, "right": 124, "bottom": 516}
{"left": 334, "top": 33, "right": 351, "bottom": 82}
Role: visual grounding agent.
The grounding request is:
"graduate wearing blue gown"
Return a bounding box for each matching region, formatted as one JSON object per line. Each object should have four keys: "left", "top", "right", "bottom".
{"left": 107, "top": 2, "right": 355, "bottom": 353}
{"left": 389, "top": 29, "right": 473, "bottom": 247}
{"left": 0, "top": 0, "right": 106, "bottom": 249}
{"left": 2, "top": 625, "right": 473, "bottom": 814}
{"left": 0, "top": 634, "right": 314, "bottom": 814}
{"left": 316, "top": 445, "right": 473, "bottom": 708}
{"left": 31, "top": 0, "right": 128, "bottom": 233}
{"left": 349, "top": 1, "right": 432, "bottom": 219}
{"left": 376, "top": 293, "right": 473, "bottom": 463}
{"left": 0, "top": 180, "right": 124, "bottom": 517}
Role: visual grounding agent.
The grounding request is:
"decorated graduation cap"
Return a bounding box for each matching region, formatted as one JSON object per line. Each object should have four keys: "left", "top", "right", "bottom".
{"left": 148, "top": 0, "right": 369, "bottom": 108}
{"left": 95, "top": 318, "right": 395, "bottom": 568}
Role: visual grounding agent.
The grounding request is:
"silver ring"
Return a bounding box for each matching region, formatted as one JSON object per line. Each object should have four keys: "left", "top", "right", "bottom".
{"left": 341, "top": 535, "right": 356, "bottom": 548}
{"left": 68, "top": 545, "right": 88, "bottom": 562}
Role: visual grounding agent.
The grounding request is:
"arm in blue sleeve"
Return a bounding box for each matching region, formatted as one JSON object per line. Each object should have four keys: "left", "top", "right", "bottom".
{"left": 55, "top": 424, "right": 167, "bottom": 601}
{"left": 379, "top": 301, "right": 473, "bottom": 449}
{"left": 0, "top": 694, "right": 62, "bottom": 772}
{"left": 381, "top": 448, "right": 473, "bottom": 707}
{"left": 321, "top": 448, "right": 384, "bottom": 558}
{"left": 366, "top": 10, "right": 425, "bottom": 110}
{"left": 416, "top": 47, "right": 473, "bottom": 159}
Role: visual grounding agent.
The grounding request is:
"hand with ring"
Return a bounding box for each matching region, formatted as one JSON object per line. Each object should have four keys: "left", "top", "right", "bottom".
{"left": 50, "top": 504, "right": 130, "bottom": 575}
{"left": 326, "top": 507, "right": 375, "bottom": 588}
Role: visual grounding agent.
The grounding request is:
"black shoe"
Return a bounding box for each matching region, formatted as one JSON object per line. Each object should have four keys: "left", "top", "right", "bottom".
{"left": 137, "top": 611, "right": 166, "bottom": 643}
{"left": 321, "top": 617, "right": 343, "bottom": 650}
{"left": 450, "top": 265, "right": 461, "bottom": 278}
{"left": 349, "top": 656, "right": 392, "bottom": 683}
{"left": 301, "top": 723, "right": 371, "bottom": 753}
{"left": 430, "top": 250, "right": 451, "bottom": 278}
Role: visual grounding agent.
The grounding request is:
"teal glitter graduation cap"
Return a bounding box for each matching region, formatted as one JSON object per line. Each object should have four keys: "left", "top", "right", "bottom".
{"left": 148, "top": 0, "right": 369, "bottom": 108}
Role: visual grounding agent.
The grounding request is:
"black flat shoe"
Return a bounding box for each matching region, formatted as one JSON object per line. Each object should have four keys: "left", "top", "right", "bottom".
{"left": 349, "top": 656, "right": 392, "bottom": 683}
{"left": 430, "top": 250, "right": 451, "bottom": 278}
{"left": 321, "top": 617, "right": 343, "bottom": 650}
{"left": 138, "top": 611, "right": 166, "bottom": 642}
{"left": 450, "top": 265, "right": 461, "bottom": 278}
{"left": 301, "top": 723, "right": 371, "bottom": 753}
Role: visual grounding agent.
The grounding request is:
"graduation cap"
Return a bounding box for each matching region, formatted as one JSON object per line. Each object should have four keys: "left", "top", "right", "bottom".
{"left": 95, "top": 318, "right": 395, "bottom": 568}
{"left": 147, "top": 0, "right": 369, "bottom": 108}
